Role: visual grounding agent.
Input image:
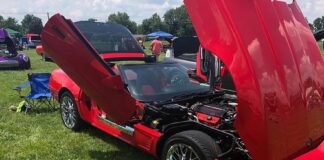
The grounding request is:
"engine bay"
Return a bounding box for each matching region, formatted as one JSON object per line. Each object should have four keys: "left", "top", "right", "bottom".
{"left": 140, "top": 91, "right": 250, "bottom": 159}
{"left": 142, "top": 92, "right": 237, "bottom": 132}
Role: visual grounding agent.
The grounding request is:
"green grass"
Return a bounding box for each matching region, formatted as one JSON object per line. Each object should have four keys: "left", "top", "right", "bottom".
{"left": 319, "top": 42, "right": 324, "bottom": 55}
{"left": 0, "top": 49, "right": 154, "bottom": 160}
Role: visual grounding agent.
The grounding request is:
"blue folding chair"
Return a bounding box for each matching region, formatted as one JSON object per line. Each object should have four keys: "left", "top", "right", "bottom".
{"left": 14, "top": 73, "right": 55, "bottom": 113}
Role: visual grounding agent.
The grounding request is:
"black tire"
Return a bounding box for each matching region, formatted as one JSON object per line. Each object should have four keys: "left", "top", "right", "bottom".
{"left": 162, "top": 130, "right": 222, "bottom": 160}
{"left": 60, "top": 92, "right": 84, "bottom": 131}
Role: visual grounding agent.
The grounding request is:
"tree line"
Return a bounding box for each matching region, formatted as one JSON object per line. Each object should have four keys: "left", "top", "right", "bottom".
{"left": 2, "top": 5, "right": 323, "bottom": 37}
{"left": 106, "top": 5, "right": 195, "bottom": 36}
{"left": 0, "top": 14, "right": 43, "bottom": 35}
{"left": 0, "top": 5, "right": 195, "bottom": 37}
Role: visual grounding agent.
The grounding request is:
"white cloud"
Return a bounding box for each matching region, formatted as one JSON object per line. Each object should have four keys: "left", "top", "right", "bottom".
{"left": 297, "top": 0, "right": 324, "bottom": 22}
{"left": 0, "top": 0, "right": 322, "bottom": 25}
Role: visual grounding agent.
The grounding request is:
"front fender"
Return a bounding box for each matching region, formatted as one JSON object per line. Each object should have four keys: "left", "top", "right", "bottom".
{"left": 50, "top": 69, "right": 81, "bottom": 101}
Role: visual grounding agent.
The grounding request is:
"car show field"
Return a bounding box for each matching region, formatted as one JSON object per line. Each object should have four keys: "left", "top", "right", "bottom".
{"left": 0, "top": 41, "right": 322, "bottom": 159}
{"left": 0, "top": 0, "right": 323, "bottom": 159}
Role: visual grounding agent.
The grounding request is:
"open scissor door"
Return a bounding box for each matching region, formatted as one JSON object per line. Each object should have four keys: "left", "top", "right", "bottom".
{"left": 42, "top": 14, "right": 137, "bottom": 124}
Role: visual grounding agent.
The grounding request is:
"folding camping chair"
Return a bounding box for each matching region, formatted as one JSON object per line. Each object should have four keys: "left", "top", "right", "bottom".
{"left": 13, "top": 73, "right": 56, "bottom": 113}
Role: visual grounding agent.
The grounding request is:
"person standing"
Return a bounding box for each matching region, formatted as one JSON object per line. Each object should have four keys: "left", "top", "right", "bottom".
{"left": 150, "top": 37, "right": 163, "bottom": 61}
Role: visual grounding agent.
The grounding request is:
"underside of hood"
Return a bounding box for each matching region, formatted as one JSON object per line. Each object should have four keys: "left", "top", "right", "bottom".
{"left": 185, "top": 0, "right": 324, "bottom": 159}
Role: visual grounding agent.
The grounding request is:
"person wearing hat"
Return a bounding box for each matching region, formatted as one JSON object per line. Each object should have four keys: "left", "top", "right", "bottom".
{"left": 150, "top": 36, "right": 163, "bottom": 61}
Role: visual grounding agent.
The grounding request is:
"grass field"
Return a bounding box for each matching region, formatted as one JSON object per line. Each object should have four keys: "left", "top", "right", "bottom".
{"left": 319, "top": 42, "right": 324, "bottom": 54}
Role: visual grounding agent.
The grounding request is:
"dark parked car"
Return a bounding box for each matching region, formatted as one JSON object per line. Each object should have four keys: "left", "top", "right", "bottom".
{"left": 164, "top": 36, "right": 235, "bottom": 91}
{"left": 164, "top": 36, "right": 199, "bottom": 69}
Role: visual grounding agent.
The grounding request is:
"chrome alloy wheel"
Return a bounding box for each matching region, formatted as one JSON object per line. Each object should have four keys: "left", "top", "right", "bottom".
{"left": 166, "top": 143, "right": 200, "bottom": 160}
{"left": 61, "top": 96, "right": 77, "bottom": 128}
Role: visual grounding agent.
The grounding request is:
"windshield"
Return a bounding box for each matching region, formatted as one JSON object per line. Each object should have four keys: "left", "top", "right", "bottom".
{"left": 75, "top": 21, "right": 144, "bottom": 54}
{"left": 119, "top": 63, "right": 210, "bottom": 102}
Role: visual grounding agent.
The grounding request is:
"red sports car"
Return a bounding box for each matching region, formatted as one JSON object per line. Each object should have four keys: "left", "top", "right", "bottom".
{"left": 42, "top": 1, "right": 324, "bottom": 160}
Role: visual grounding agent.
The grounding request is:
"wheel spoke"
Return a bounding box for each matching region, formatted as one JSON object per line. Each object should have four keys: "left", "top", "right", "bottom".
{"left": 60, "top": 95, "right": 77, "bottom": 129}
{"left": 167, "top": 144, "right": 200, "bottom": 160}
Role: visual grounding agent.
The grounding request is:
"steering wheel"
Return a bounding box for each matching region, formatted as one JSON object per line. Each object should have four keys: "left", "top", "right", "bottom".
{"left": 168, "top": 69, "right": 190, "bottom": 87}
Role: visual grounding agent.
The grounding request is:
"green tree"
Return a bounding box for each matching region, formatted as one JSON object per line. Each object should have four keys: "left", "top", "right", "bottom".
{"left": 107, "top": 12, "right": 137, "bottom": 33}
{"left": 0, "top": 15, "right": 4, "bottom": 27}
{"left": 0, "top": 16, "right": 22, "bottom": 33}
{"left": 21, "top": 14, "right": 43, "bottom": 34}
{"left": 4, "top": 17, "right": 21, "bottom": 31}
{"left": 313, "top": 16, "right": 324, "bottom": 31}
{"left": 141, "top": 13, "right": 166, "bottom": 34}
{"left": 163, "top": 5, "right": 196, "bottom": 37}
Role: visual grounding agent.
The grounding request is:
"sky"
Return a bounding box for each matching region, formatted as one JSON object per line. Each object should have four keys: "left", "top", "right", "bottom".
{"left": 0, "top": 0, "right": 323, "bottom": 25}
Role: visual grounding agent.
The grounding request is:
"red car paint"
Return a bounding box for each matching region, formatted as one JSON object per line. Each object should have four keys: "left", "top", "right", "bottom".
{"left": 25, "top": 33, "right": 39, "bottom": 39}
{"left": 196, "top": 112, "right": 220, "bottom": 126}
{"left": 195, "top": 47, "right": 207, "bottom": 81}
{"left": 36, "top": 45, "right": 43, "bottom": 55}
{"left": 185, "top": 0, "right": 324, "bottom": 159}
{"left": 43, "top": 0, "right": 324, "bottom": 159}
{"left": 100, "top": 53, "right": 145, "bottom": 59}
{"left": 42, "top": 15, "right": 137, "bottom": 124}
{"left": 43, "top": 15, "right": 163, "bottom": 156}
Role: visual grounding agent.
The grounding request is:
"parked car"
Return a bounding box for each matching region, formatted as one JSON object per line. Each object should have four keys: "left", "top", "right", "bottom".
{"left": 26, "top": 34, "right": 41, "bottom": 48}
{"left": 314, "top": 29, "right": 324, "bottom": 42}
{"left": 42, "top": 0, "right": 324, "bottom": 159}
{"left": 0, "top": 28, "right": 31, "bottom": 69}
{"left": 165, "top": 37, "right": 235, "bottom": 92}
{"left": 314, "top": 29, "right": 324, "bottom": 50}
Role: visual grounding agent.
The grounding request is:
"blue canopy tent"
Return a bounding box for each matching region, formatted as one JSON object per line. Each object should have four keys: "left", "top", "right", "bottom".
{"left": 146, "top": 31, "right": 174, "bottom": 39}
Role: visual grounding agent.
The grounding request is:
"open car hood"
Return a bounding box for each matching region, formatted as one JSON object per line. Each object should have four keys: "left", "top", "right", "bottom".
{"left": 41, "top": 14, "right": 139, "bottom": 124}
{"left": 185, "top": 0, "right": 324, "bottom": 159}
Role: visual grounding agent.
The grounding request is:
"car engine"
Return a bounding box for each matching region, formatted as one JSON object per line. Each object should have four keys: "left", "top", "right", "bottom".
{"left": 142, "top": 92, "right": 237, "bottom": 131}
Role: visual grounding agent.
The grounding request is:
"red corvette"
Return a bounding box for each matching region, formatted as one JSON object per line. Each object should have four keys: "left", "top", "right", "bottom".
{"left": 42, "top": 0, "right": 324, "bottom": 160}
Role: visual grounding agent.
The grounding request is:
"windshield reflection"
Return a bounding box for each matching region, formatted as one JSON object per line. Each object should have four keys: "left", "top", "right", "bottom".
{"left": 119, "top": 63, "right": 210, "bottom": 102}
